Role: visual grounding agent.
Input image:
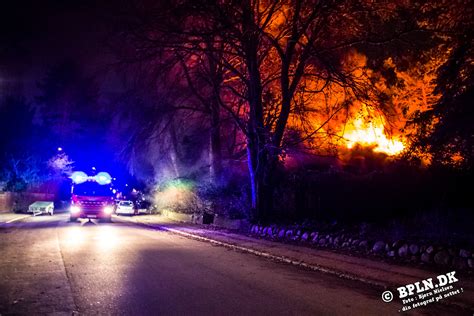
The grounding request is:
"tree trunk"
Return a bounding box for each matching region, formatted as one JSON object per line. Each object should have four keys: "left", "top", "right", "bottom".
{"left": 247, "top": 143, "right": 258, "bottom": 216}
{"left": 209, "top": 98, "right": 222, "bottom": 182}
{"left": 242, "top": 2, "right": 273, "bottom": 221}
{"left": 247, "top": 133, "right": 276, "bottom": 221}
{"left": 169, "top": 122, "right": 181, "bottom": 178}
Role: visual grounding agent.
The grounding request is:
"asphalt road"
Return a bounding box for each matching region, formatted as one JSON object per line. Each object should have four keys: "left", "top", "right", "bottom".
{"left": 0, "top": 214, "right": 465, "bottom": 315}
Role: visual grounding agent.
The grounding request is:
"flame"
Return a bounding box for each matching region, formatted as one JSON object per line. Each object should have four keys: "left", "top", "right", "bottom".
{"left": 344, "top": 117, "right": 405, "bottom": 156}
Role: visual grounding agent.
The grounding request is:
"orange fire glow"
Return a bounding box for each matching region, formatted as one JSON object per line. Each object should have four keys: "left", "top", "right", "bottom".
{"left": 343, "top": 115, "right": 405, "bottom": 156}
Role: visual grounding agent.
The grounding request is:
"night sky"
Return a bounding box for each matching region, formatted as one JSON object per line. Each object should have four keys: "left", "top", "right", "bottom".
{"left": 0, "top": 1, "right": 133, "bottom": 179}
{"left": 0, "top": 0, "right": 114, "bottom": 97}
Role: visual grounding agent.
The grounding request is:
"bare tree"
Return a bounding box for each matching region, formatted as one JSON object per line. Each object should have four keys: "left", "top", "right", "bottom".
{"left": 114, "top": 0, "right": 422, "bottom": 219}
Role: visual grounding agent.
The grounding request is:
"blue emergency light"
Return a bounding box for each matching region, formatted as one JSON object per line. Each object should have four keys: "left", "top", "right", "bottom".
{"left": 70, "top": 171, "right": 112, "bottom": 185}
{"left": 70, "top": 171, "right": 88, "bottom": 184}
{"left": 95, "top": 172, "right": 112, "bottom": 185}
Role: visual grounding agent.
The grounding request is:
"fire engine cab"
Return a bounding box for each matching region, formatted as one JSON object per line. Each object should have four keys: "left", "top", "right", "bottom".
{"left": 69, "top": 171, "right": 115, "bottom": 222}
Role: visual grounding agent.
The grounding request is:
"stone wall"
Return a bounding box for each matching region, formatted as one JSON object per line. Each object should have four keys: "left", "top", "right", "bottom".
{"left": 249, "top": 224, "right": 474, "bottom": 271}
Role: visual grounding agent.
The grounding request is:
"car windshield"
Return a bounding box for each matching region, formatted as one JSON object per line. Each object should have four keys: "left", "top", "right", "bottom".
{"left": 120, "top": 201, "right": 133, "bottom": 206}
{"left": 73, "top": 181, "right": 113, "bottom": 196}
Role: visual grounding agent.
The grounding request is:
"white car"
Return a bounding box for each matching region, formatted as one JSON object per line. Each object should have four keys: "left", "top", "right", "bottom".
{"left": 115, "top": 200, "right": 136, "bottom": 215}
{"left": 28, "top": 201, "right": 54, "bottom": 216}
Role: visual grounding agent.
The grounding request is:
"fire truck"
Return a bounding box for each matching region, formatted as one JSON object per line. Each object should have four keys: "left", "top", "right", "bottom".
{"left": 69, "top": 171, "right": 115, "bottom": 222}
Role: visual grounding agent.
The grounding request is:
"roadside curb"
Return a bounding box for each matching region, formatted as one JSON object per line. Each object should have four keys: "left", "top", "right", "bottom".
{"left": 2, "top": 214, "right": 30, "bottom": 224}
{"left": 7, "top": 215, "right": 30, "bottom": 223}
{"left": 118, "top": 216, "right": 387, "bottom": 289}
{"left": 117, "top": 216, "right": 473, "bottom": 313}
{"left": 161, "top": 225, "right": 387, "bottom": 288}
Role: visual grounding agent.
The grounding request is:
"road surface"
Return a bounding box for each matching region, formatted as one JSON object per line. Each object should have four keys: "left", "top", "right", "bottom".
{"left": 0, "top": 214, "right": 467, "bottom": 315}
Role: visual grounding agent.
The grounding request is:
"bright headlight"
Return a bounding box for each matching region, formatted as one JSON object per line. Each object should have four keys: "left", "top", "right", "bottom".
{"left": 103, "top": 206, "right": 113, "bottom": 214}
{"left": 70, "top": 205, "right": 81, "bottom": 214}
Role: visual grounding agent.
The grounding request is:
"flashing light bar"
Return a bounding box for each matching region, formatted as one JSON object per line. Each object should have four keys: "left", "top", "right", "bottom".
{"left": 70, "top": 171, "right": 112, "bottom": 185}
{"left": 70, "top": 171, "right": 88, "bottom": 184}
{"left": 95, "top": 172, "right": 112, "bottom": 185}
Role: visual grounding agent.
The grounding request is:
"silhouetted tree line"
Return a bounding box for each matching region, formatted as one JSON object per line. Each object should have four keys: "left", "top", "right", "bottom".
{"left": 107, "top": 0, "right": 473, "bottom": 220}
{"left": 0, "top": 0, "right": 472, "bottom": 222}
